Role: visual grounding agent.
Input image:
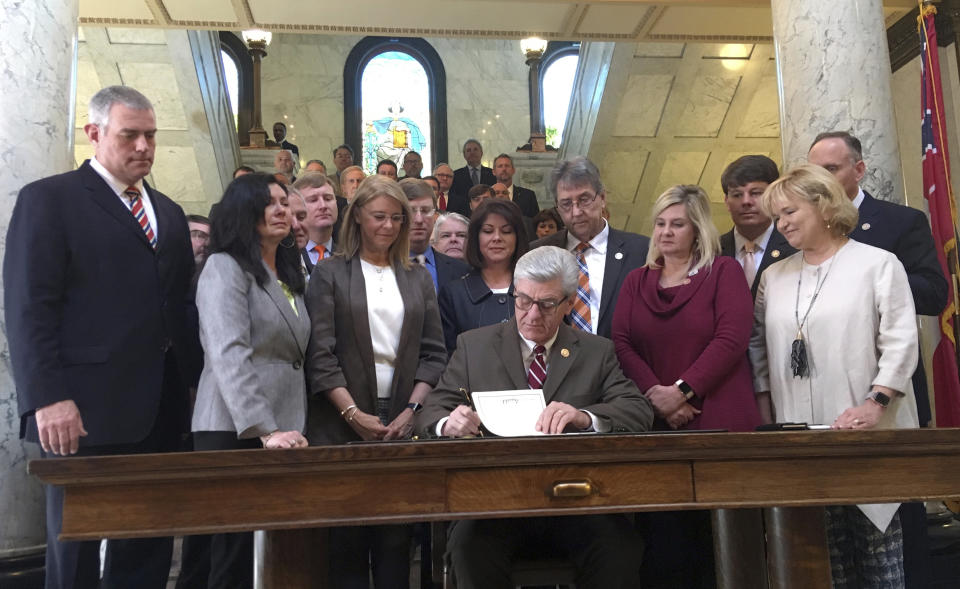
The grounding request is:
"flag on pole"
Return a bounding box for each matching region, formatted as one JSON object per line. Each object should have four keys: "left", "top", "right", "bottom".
{"left": 919, "top": 3, "right": 960, "bottom": 427}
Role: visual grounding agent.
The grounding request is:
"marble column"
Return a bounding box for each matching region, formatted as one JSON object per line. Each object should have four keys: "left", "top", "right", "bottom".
{"left": 0, "top": 0, "right": 79, "bottom": 579}
{"left": 771, "top": 0, "right": 904, "bottom": 203}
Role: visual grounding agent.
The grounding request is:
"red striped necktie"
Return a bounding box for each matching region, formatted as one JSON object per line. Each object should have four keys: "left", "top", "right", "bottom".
{"left": 124, "top": 186, "right": 157, "bottom": 249}
{"left": 527, "top": 345, "right": 547, "bottom": 389}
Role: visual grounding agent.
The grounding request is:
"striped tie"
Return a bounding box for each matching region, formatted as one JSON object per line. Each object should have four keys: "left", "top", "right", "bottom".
{"left": 527, "top": 345, "right": 547, "bottom": 389}
{"left": 570, "top": 242, "right": 592, "bottom": 331}
{"left": 124, "top": 186, "right": 157, "bottom": 249}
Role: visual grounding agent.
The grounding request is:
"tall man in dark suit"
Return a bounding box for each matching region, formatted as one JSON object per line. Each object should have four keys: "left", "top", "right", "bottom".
{"left": 492, "top": 153, "right": 540, "bottom": 218}
{"left": 416, "top": 246, "right": 652, "bottom": 589}
{"left": 718, "top": 155, "right": 796, "bottom": 298}
{"left": 400, "top": 178, "right": 470, "bottom": 292}
{"left": 4, "top": 86, "right": 199, "bottom": 589}
{"left": 451, "top": 139, "right": 496, "bottom": 203}
{"left": 809, "top": 130, "right": 948, "bottom": 589}
{"left": 531, "top": 156, "right": 650, "bottom": 338}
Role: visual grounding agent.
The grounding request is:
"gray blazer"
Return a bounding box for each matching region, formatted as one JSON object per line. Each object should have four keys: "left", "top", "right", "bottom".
{"left": 415, "top": 319, "right": 654, "bottom": 438}
{"left": 305, "top": 255, "right": 447, "bottom": 445}
{"left": 192, "top": 253, "right": 311, "bottom": 438}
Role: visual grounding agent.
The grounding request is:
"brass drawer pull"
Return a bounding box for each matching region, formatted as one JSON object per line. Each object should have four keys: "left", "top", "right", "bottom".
{"left": 551, "top": 480, "right": 594, "bottom": 498}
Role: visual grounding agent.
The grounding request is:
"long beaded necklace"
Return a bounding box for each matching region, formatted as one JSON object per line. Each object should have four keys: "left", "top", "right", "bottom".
{"left": 791, "top": 250, "right": 840, "bottom": 377}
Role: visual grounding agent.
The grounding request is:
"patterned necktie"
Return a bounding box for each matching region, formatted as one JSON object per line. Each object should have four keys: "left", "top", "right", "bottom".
{"left": 124, "top": 186, "right": 157, "bottom": 249}
{"left": 570, "top": 242, "right": 592, "bottom": 331}
{"left": 741, "top": 240, "right": 757, "bottom": 287}
{"left": 527, "top": 345, "right": 547, "bottom": 389}
{"left": 438, "top": 192, "right": 447, "bottom": 211}
{"left": 471, "top": 167, "right": 479, "bottom": 185}
{"left": 313, "top": 244, "right": 327, "bottom": 260}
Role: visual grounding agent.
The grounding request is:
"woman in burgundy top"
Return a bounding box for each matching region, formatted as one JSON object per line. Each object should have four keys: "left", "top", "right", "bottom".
{"left": 613, "top": 185, "right": 760, "bottom": 589}
{"left": 613, "top": 184, "right": 760, "bottom": 432}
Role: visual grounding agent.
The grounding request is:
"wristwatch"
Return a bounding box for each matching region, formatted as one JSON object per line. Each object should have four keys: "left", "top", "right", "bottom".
{"left": 407, "top": 402, "right": 423, "bottom": 413}
{"left": 866, "top": 390, "right": 891, "bottom": 408}
{"left": 674, "top": 379, "right": 696, "bottom": 401}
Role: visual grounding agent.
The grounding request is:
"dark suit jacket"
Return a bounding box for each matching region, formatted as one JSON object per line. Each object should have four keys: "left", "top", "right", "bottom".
{"left": 719, "top": 226, "right": 796, "bottom": 299}
{"left": 850, "top": 191, "right": 948, "bottom": 426}
{"left": 305, "top": 255, "right": 447, "bottom": 445}
{"left": 415, "top": 319, "right": 654, "bottom": 437}
{"left": 451, "top": 165, "right": 496, "bottom": 200}
{"left": 438, "top": 269, "right": 515, "bottom": 352}
{"left": 445, "top": 191, "right": 472, "bottom": 217}
{"left": 433, "top": 248, "right": 471, "bottom": 292}
{"left": 512, "top": 185, "right": 540, "bottom": 218}
{"left": 531, "top": 227, "right": 650, "bottom": 339}
{"left": 4, "top": 160, "right": 198, "bottom": 446}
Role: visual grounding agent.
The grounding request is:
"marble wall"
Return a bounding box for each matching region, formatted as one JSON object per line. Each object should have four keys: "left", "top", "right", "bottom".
{"left": 75, "top": 27, "right": 224, "bottom": 216}
{"left": 587, "top": 42, "right": 783, "bottom": 235}
{"left": 258, "top": 34, "right": 531, "bottom": 174}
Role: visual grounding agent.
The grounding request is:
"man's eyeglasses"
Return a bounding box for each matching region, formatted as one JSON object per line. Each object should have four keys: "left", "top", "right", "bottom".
{"left": 410, "top": 206, "right": 436, "bottom": 217}
{"left": 511, "top": 293, "right": 568, "bottom": 313}
{"left": 556, "top": 192, "right": 600, "bottom": 213}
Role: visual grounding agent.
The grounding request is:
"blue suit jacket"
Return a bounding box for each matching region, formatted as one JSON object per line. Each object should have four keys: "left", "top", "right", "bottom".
{"left": 4, "top": 160, "right": 199, "bottom": 446}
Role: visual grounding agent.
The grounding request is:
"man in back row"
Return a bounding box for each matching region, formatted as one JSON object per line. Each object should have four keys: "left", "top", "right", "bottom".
{"left": 719, "top": 155, "right": 796, "bottom": 298}
{"left": 532, "top": 156, "right": 649, "bottom": 339}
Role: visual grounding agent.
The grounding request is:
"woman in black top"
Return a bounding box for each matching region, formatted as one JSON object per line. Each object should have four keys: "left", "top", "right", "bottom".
{"left": 438, "top": 199, "right": 529, "bottom": 352}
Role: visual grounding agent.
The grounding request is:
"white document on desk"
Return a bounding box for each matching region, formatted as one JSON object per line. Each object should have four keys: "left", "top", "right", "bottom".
{"left": 471, "top": 389, "right": 546, "bottom": 437}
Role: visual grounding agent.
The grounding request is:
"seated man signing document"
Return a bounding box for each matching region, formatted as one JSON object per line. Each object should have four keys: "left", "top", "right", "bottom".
{"left": 415, "top": 246, "right": 653, "bottom": 589}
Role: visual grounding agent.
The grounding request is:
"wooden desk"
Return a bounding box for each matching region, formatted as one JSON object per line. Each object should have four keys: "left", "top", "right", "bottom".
{"left": 30, "top": 430, "right": 960, "bottom": 588}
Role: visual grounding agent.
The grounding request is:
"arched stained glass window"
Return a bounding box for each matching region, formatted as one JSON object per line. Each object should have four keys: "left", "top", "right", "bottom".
{"left": 344, "top": 37, "right": 447, "bottom": 172}
{"left": 360, "top": 52, "right": 431, "bottom": 175}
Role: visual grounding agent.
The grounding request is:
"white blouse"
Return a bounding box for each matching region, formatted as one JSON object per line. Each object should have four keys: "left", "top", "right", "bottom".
{"left": 360, "top": 259, "right": 404, "bottom": 399}
{"left": 749, "top": 239, "right": 919, "bottom": 530}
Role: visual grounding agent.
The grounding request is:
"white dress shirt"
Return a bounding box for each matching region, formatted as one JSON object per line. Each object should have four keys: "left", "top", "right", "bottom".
{"left": 90, "top": 156, "right": 159, "bottom": 237}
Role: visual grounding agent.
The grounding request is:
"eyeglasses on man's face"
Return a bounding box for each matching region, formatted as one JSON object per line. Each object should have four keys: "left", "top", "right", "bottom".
{"left": 511, "top": 292, "right": 568, "bottom": 313}
{"left": 556, "top": 191, "right": 600, "bottom": 213}
{"left": 410, "top": 206, "right": 436, "bottom": 218}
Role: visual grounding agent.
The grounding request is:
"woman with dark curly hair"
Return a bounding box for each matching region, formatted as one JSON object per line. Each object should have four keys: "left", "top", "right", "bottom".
{"left": 190, "top": 172, "right": 310, "bottom": 587}
{"left": 438, "top": 199, "right": 529, "bottom": 352}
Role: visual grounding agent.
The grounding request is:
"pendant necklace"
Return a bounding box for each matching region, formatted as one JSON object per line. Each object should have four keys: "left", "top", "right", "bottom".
{"left": 792, "top": 250, "right": 839, "bottom": 377}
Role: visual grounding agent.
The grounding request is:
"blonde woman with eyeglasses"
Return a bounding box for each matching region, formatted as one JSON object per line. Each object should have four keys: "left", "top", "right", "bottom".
{"left": 305, "top": 174, "right": 446, "bottom": 588}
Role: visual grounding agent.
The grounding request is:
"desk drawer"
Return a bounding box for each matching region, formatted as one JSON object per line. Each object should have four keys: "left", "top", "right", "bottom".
{"left": 447, "top": 463, "right": 692, "bottom": 512}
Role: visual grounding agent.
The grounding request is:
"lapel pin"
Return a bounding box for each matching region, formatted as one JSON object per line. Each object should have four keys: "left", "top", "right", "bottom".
{"left": 861, "top": 222, "right": 871, "bottom": 231}
{"left": 560, "top": 348, "right": 570, "bottom": 358}
{"left": 771, "top": 250, "right": 781, "bottom": 259}
{"left": 614, "top": 252, "right": 623, "bottom": 260}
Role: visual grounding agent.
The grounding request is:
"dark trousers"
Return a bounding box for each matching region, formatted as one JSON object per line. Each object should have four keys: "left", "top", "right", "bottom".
{"left": 43, "top": 358, "right": 184, "bottom": 589}
{"left": 189, "top": 431, "right": 261, "bottom": 589}
{"left": 637, "top": 510, "right": 716, "bottom": 589}
{"left": 447, "top": 514, "right": 642, "bottom": 589}
{"left": 328, "top": 524, "right": 413, "bottom": 589}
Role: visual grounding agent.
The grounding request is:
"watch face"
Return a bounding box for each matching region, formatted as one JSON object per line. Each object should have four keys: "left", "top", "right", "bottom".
{"left": 872, "top": 392, "right": 891, "bottom": 406}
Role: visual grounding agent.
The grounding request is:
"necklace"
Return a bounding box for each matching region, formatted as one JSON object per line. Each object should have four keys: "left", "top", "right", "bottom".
{"left": 791, "top": 250, "right": 839, "bottom": 377}
{"left": 362, "top": 258, "right": 390, "bottom": 293}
